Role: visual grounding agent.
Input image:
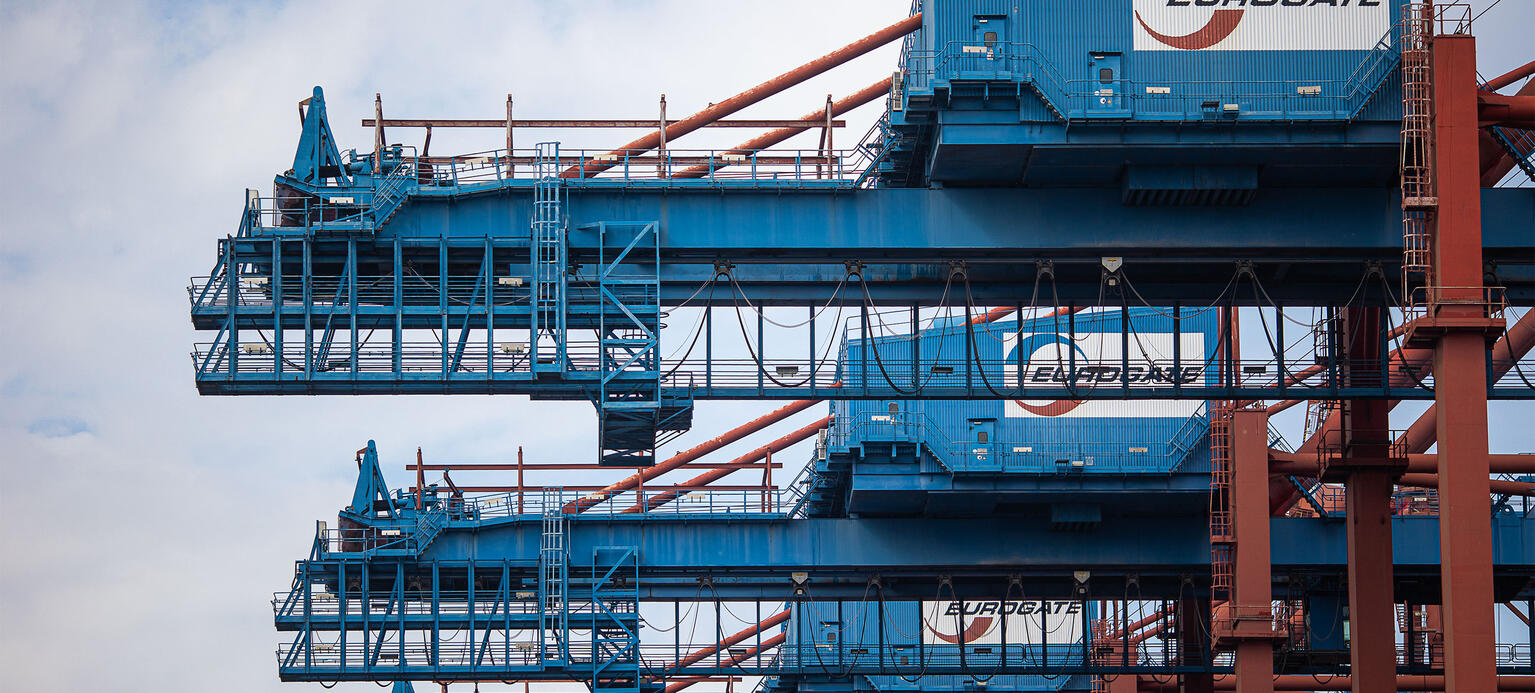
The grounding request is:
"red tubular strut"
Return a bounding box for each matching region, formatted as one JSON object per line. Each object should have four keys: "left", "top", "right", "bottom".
{"left": 664, "top": 610, "right": 791, "bottom": 671}
{"left": 562, "top": 13, "right": 922, "bottom": 179}
{"left": 1397, "top": 309, "right": 1535, "bottom": 453}
{"left": 623, "top": 416, "right": 832, "bottom": 513}
{"left": 1483, "top": 59, "right": 1535, "bottom": 92}
{"left": 565, "top": 398, "right": 821, "bottom": 513}
{"left": 671, "top": 78, "right": 893, "bottom": 179}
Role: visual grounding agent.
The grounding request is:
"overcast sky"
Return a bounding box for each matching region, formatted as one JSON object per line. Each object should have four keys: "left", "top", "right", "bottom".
{"left": 0, "top": 2, "right": 1530, "bottom": 692}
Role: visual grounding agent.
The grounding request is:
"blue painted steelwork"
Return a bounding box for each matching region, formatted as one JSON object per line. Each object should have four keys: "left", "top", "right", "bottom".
{"left": 832, "top": 309, "right": 1219, "bottom": 475}
{"left": 783, "top": 600, "right": 1095, "bottom": 692}
{"left": 268, "top": 448, "right": 1535, "bottom": 683}
{"left": 189, "top": 5, "right": 1535, "bottom": 690}
{"left": 188, "top": 79, "right": 1533, "bottom": 467}
{"left": 903, "top": 0, "right": 1404, "bottom": 122}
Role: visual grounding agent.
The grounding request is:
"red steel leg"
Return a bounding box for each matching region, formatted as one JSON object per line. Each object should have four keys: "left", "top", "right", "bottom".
{"left": 1231, "top": 410, "right": 1275, "bottom": 693}
{"left": 1429, "top": 34, "right": 1497, "bottom": 693}
{"left": 1341, "top": 308, "right": 1398, "bottom": 693}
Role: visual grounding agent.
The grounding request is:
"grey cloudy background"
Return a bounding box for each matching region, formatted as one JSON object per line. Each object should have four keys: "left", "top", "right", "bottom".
{"left": 0, "top": 1, "right": 1529, "bottom": 692}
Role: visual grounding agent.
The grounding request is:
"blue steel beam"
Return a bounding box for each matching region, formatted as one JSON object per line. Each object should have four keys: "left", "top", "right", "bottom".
{"left": 214, "top": 186, "right": 1535, "bottom": 305}
{"left": 382, "top": 514, "right": 1535, "bottom": 601}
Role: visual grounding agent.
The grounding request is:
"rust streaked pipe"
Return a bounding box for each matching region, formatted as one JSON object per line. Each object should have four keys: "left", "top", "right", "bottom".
{"left": 1259, "top": 322, "right": 1417, "bottom": 414}
{"left": 1484, "top": 60, "right": 1535, "bottom": 92}
{"left": 665, "top": 610, "right": 791, "bottom": 671}
{"left": 672, "top": 78, "right": 893, "bottom": 179}
{"left": 663, "top": 634, "right": 786, "bottom": 693}
{"left": 1270, "top": 451, "right": 1535, "bottom": 475}
{"left": 1276, "top": 311, "right": 1529, "bottom": 518}
{"left": 627, "top": 303, "right": 1059, "bottom": 510}
{"left": 610, "top": 303, "right": 1069, "bottom": 513}
{"left": 1200, "top": 674, "right": 1535, "bottom": 691}
{"left": 1479, "top": 92, "right": 1535, "bottom": 127}
{"left": 1396, "top": 474, "right": 1535, "bottom": 496}
{"left": 565, "top": 398, "right": 821, "bottom": 513}
{"left": 562, "top": 13, "right": 922, "bottom": 178}
{"left": 623, "top": 416, "right": 832, "bottom": 513}
{"left": 1482, "top": 78, "right": 1535, "bottom": 184}
{"left": 1396, "top": 309, "right": 1535, "bottom": 454}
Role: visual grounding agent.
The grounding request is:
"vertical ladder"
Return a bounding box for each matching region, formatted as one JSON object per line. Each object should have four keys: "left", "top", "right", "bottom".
{"left": 1399, "top": 3, "right": 1437, "bottom": 280}
{"left": 1208, "top": 405, "right": 1235, "bottom": 615}
{"left": 539, "top": 488, "right": 568, "bottom": 663}
{"left": 531, "top": 142, "right": 568, "bottom": 371}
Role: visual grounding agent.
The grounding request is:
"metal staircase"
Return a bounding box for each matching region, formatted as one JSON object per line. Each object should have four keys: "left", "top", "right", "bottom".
{"left": 588, "top": 547, "right": 642, "bottom": 693}
{"left": 592, "top": 221, "right": 693, "bottom": 466}
{"left": 532, "top": 142, "right": 569, "bottom": 372}
{"left": 540, "top": 488, "right": 569, "bottom": 664}
{"left": 1488, "top": 125, "right": 1535, "bottom": 183}
{"left": 370, "top": 160, "right": 415, "bottom": 229}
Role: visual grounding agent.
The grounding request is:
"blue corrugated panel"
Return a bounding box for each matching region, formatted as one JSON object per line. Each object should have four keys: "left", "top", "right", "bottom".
{"left": 909, "top": 0, "right": 1404, "bottom": 121}
{"left": 836, "top": 308, "right": 1217, "bottom": 474}
{"left": 788, "top": 600, "right": 1093, "bottom": 690}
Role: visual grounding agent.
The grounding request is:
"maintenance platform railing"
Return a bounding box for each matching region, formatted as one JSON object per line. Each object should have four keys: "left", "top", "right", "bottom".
{"left": 824, "top": 408, "right": 1208, "bottom": 475}
{"left": 188, "top": 332, "right": 1535, "bottom": 400}
{"left": 898, "top": 35, "right": 1399, "bottom": 122}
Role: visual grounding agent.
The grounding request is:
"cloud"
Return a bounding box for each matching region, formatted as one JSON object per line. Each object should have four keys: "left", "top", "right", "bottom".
{"left": 25, "top": 415, "right": 92, "bottom": 438}
{"left": 0, "top": 1, "right": 1530, "bottom": 692}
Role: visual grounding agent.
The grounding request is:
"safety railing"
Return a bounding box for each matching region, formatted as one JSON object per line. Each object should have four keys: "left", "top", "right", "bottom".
{"left": 902, "top": 42, "right": 1070, "bottom": 117}
{"left": 463, "top": 487, "right": 799, "bottom": 519}
{"left": 238, "top": 194, "right": 376, "bottom": 233}
{"left": 314, "top": 525, "right": 427, "bottom": 557}
{"left": 824, "top": 408, "right": 1206, "bottom": 475}
{"left": 276, "top": 640, "right": 1102, "bottom": 674}
{"left": 194, "top": 335, "right": 1507, "bottom": 398}
{"left": 273, "top": 589, "right": 625, "bottom": 620}
{"left": 187, "top": 274, "right": 654, "bottom": 314}
{"left": 900, "top": 38, "right": 1400, "bottom": 122}
{"left": 1405, "top": 285, "right": 1508, "bottom": 321}
{"left": 416, "top": 147, "right": 856, "bottom": 185}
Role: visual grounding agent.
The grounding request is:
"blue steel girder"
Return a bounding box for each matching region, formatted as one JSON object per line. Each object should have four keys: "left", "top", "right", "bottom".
{"left": 187, "top": 185, "right": 1535, "bottom": 400}
{"left": 374, "top": 514, "right": 1535, "bottom": 602}
{"left": 206, "top": 186, "right": 1535, "bottom": 306}
{"left": 273, "top": 515, "right": 1535, "bottom": 683}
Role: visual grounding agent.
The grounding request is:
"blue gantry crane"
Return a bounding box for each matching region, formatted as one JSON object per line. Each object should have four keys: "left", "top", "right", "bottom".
{"left": 196, "top": 2, "right": 1535, "bottom": 692}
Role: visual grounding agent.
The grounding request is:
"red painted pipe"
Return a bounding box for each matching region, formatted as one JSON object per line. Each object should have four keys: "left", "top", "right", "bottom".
{"left": 1479, "top": 92, "right": 1535, "bottom": 127}
{"left": 1270, "top": 451, "right": 1535, "bottom": 475}
{"left": 672, "top": 78, "right": 893, "bottom": 179}
{"left": 1273, "top": 310, "right": 1533, "bottom": 514}
{"left": 623, "top": 416, "right": 832, "bottom": 513}
{"left": 1484, "top": 60, "right": 1535, "bottom": 93}
{"left": 563, "top": 13, "right": 922, "bottom": 179}
{"left": 1260, "top": 323, "right": 1416, "bottom": 415}
{"left": 666, "top": 609, "right": 790, "bottom": 670}
{"left": 663, "top": 633, "right": 786, "bottom": 693}
{"left": 1397, "top": 309, "right": 1535, "bottom": 453}
{"left": 1396, "top": 474, "right": 1535, "bottom": 496}
{"left": 1482, "top": 78, "right": 1535, "bottom": 185}
{"left": 564, "top": 398, "right": 821, "bottom": 513}
{"left": 1201, "top": 674, "right": 1535, "bottom": 691}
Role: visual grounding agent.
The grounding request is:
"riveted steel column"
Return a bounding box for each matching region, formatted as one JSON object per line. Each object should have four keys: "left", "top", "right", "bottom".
{"left": 1431, "top": 34, "right": 1496, "bottom": 693}
{"left": 1232, "top": 409, "right": 1274, "bottom": 693}
{"left": 1176, "top": 598, "right": 1212, "bottom": 693}
{"left": 1342, "top": 307, "right": 1397, "bottom": 693}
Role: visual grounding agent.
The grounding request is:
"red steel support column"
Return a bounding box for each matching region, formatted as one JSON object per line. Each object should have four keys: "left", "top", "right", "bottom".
{"left": 1340, "top": 308, "right": 1397, "bottom": 693}
{"left": 1229, "top": 410, "right": 1274, "bottom": 693}
{"left": 1429, "top": 34, "right": 1497, "bottom": 693}
{"left": 1108, "top": 673, "right": 1141, "bottom": 693}
{"left": 1176, "top": 598, "right": 1212, "bottom": 693}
